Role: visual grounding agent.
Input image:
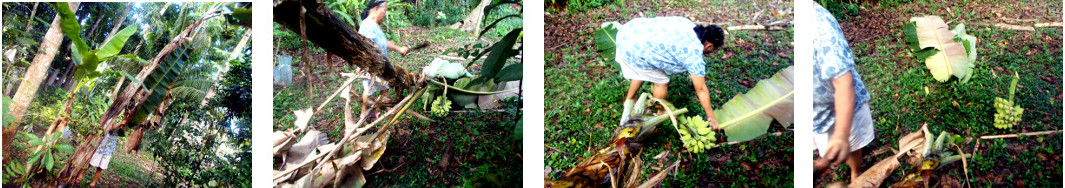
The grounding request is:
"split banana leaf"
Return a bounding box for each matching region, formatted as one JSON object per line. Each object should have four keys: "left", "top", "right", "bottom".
{"left": 714, "top": 66, "right": 794, "bottom": 142}
{"left": 904, "top": 16, "right": 977, "bottom": 83}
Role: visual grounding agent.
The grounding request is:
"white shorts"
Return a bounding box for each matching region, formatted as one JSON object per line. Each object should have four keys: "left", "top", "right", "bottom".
{"left": 813, "top": 103, "right": 875, "bottom": 157}
{"left": 89, "top": 132, "right": 119, "bottom": 169}
{"left": 617, "top": 48, "right": 669, "bottom": 84}
{"left": 362, "top": 78, "right": 389, "bottom": 96}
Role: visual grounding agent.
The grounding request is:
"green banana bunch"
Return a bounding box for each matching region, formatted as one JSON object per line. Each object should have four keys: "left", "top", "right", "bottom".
{"left": 993, "top": 73, "right": 1023, "bottom": 129}
{"left": 678, "top": 115, "right": 717, "bottom": 153}
{"left": 431, "top": 96, "right": 452, "bottom": 117}
{"left": 993, "top": 97, "right": 1023, "bottom": 129}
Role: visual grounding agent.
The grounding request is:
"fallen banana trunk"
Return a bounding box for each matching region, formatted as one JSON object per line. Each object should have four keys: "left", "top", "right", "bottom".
{"left": 549, "top": 93, "right": 687, "bottom": 188}
{"left": 274, "top": 73, "right": 427, "bottom": 187}
{"left": 837, "top": 124, "right": 972, "bottom": 188}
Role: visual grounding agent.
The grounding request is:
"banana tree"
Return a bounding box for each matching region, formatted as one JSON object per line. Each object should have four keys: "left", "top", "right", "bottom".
{"left": 56, "top": 2, "right": 247, "bottom": 184}
{"left": 22, "top": 2, "right": 141, "bottom": 174}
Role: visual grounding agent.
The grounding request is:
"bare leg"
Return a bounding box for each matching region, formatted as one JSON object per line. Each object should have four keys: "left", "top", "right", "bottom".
{"left": 651, "top": 82, "right": 668, "bottom": 114}
{"left": 651, "top": 82, "right": 668, "bottom": 100}
{"left": 90, "top": 167, "right": 103, "bottom": 187}
{"left": 847, "top": 149, "right": 863, "bottom": 180}
{"left": 625, "top": 80, "right": 643, "bottom": 100}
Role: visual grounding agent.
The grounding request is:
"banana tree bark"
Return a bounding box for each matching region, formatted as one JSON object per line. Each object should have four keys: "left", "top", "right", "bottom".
{"left": 57, "top": 11, "right": 220, "bottom": 184}
{"left": 273, "top": 0, "right": 415, "bottom": 89}
{"left": 97, "top": 13, "right": 216, "bottom": 133}
{"left": 3, "top": 2, "right": 80, "bottom": 162}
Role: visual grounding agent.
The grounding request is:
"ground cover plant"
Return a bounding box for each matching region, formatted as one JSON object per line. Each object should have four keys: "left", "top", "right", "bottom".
{"left": 2, "top": 2, "right": 252, "bottom": 187}
{"left": 271, "top": 0, "right": 523, "bottom": 186}
{"left": 815, "top": 0, "right": 1063, "bottom": 187}
{"left": 545, "top": 0, "right": 795, "bottom": 186}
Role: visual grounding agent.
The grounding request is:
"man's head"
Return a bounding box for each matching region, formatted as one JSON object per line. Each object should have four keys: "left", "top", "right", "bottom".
{"left": 361, "top": 0, "right": 388, "bottom": 23}
{"left": 694, "top": 24, "right": 725, "bottom": 55}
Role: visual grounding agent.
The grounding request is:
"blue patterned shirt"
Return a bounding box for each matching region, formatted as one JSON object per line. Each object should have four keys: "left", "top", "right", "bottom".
{"left": 813, "top": 3, "right": 872, "bottom": 134}
{"left": 616, "top": 17, "right": 706, "bottom": 77}
{"left": 358, "top": 19, "right": 388, "bottom": 58}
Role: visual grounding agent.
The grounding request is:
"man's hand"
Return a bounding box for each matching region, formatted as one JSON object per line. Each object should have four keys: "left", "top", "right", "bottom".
{"left": 399, "top": 46, "right": 411, "bottom": 55}
{"left": 823, "top": 138, "right": 850, "bottom": 166}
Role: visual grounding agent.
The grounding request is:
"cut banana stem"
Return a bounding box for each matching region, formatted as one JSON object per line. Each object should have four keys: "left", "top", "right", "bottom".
{"left": 938, "top": 154, "right": 972, "bottom": 167}
{"left": 644, "top": 108, "right": 689, "bottom": 129}
{"left": 633, "top": 93, "right": 650, "bottom": 115}
{"left": 619, "top": 99, "right": 634, "bottom": 126}
{"left": 922, "top": 127, "right": 933, "bottom": 158}
{"left": 934, "top": 131, "right": 948, "bottom": 153}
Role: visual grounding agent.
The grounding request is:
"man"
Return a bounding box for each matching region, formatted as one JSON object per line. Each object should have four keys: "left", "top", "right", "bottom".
{"left": 616, "top": 17, "right": 725, "bottom": 129}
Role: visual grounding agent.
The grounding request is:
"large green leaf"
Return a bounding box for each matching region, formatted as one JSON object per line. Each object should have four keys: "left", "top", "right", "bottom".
{"left": 494, "top": 63, "right": 522, "bottom": 82}
{"left": 51, "top": 2, "right": 87, "bottom": 55}
{"left": 714, "top": 66, "right": 794, "bottom": 142}
{"left": 95, "top": 26, "right": 137, "bottom": 59}
{"left": 470, "top": 28, "right": 522, "bottom": 86}
{"left": 904, "top": 16, "right": 976, "bottom": 83}
{"left": 593, "top": 22, "right": 620, "bottom": 62}
{"left": 72, "top": 49, "right": 101, "bottom": 81}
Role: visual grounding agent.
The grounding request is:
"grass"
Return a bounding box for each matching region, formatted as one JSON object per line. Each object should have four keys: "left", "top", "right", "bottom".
{"left": 545, "top": 1, "right": 794, "bottom": 186}
{"left": 272, "top": 15, "right": 523, "bottom": 186}
{"left": 816, "top": 0, "right": 1063, "bottom": 186}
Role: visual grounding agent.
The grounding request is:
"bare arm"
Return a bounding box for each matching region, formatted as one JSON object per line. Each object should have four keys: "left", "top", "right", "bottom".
{"left": 387, "top": 41, "right": 409, "bottom": 55}
{"left": 689, "top": 74, "right": 719, "bottom": 129}
{"left": 825, "top": 71, "right": 855, "bottom": 165}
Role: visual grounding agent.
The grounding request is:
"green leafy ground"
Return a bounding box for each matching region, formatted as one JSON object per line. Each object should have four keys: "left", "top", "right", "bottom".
{"left": 272, "top": 16, "right": 522, "bottom": 187}
{"left": 546, "top": 0, "right": 794, "bottom": 186}
{"left": 816, "top": 0, "right": 1063, "bottom": 187}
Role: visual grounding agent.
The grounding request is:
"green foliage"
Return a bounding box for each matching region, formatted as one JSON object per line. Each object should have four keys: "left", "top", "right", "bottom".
{"left": 2, "top": 96, "right": 13, "bottom": 127}
{"left": 23, "top": 132, "right": 74, "bottom": 173}
{"left": 406, "top": 0, "right": 472, "bottom": 27}
{"left": 567, "top": 0, "right": 615, "bottom": 12}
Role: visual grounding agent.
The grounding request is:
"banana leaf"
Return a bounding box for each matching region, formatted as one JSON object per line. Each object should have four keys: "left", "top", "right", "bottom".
{"left": 594, "top": 22, "right": 620, "bottom": 63}
{"left": 132, "top": 46, "right": 190, "bottom": 124}
{"left": 714, "top": 66, "right": 794, "bottom": 142}
{"left": 904, "top": 16, "right": 976, "bottom": 83}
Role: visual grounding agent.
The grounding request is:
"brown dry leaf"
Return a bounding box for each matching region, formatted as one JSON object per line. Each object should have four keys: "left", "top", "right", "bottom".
{"left": 849, "top": 157, "right": 901, "bottom": 188}
{"left": 635, "top": 160, "right": 680, "bottom": 188}
{"left": 896, "top": 130, "right": 925, "bottom": 158}
{"left": 335, "top": 164, "right": 367, "bottom": 188}
{"left": 274, "top": 131, "right": 297, "bottom": 156}
{"left": 358, "top": 130, "right": 391, "bottom": 170}
{"left": 284, "top": 130, "right": 329, "bottom": 171}
{"left": 294, "top": 108, "right": 315, "bottom": 131}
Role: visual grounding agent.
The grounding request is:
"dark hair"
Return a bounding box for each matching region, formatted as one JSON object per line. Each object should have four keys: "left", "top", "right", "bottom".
{"left": 361, "top": 0, "right": 387, "bottom": 20}
{"left": 694, "top": 24, "right": 724, "bottom": 49}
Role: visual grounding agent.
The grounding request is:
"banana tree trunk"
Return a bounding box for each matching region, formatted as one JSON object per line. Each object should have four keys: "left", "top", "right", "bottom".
{"left": 273, "top": 0, "right": 414, "bottom": 89}
{"left": 3, "top": 2, "right": 80, "bottom": 163}
{"left": 58, "top": 11, "right": 219, "bottom": 184}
